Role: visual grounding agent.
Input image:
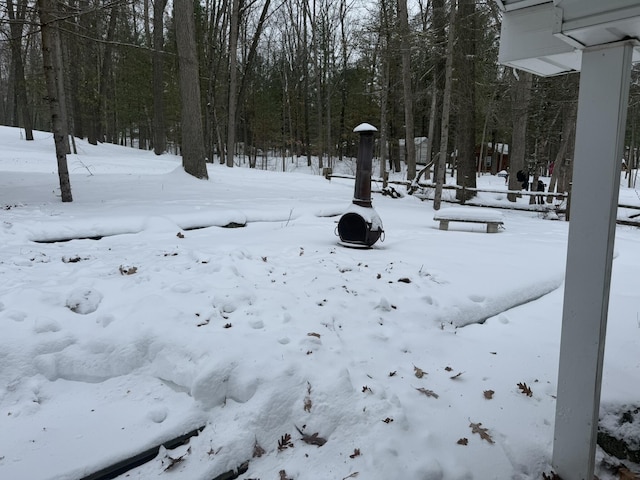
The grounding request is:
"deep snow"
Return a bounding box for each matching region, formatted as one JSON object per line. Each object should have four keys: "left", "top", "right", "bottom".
{"left": 0, "top": 126, "right": 639, "bottom": 480}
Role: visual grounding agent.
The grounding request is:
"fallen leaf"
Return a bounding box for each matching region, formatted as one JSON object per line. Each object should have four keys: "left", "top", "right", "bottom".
{"left": 415, "top": 387, "right": 439, "bottom": 399}
{"left": 206, "top": 446, "right": 221, "bottom": 456}
{"left": 388, "top": 371, "right": 397, "bottom": 377}
{"left": 304, "top": 396, "right": 312, "bottom": 412}
{"left": 279, "top": 469, "right": 291, "bottom": 480}
{"left": 176, "top": 232, "right": 184, "bottom": 238}
{"left": 444, "top": 366, "right": 453, "bottom": 372}
{"left": 483, "top": 390, "right": 495, "bottom": 399}
{"left": 307, "top": 332, "right": 321, "bottom": 338}
{"left": 297, "top": 430, "right": 327, "bottom": 446}
{"left": 342, "top": 473, "right": 359, "bottom": 479}
{"left": 450, "top": 371, "right": 464, "bottom": 380}
{"left": 517, "top": 382, "right": 533, "bottom": 397}
{"left": 457, "top": 438, "right": 469, "bottom": 446}
{"left": 397, "top": 277, "right": 411, "bottom": 283}
{"left": 382, "top": 417, "right": 393, "bottom": 424}
{"left": 223, "top": 323, "right": 232, "bottom": 329}
{"left": 362, "top": 386, "right": 372, "bottom": 393}
{"left": 163, "top": 446, "right": 191, "bottom": 471}
{"left": 618, "top": 467, "right": 640, "bottom": 480}
{"left": 469, "top": 422, "right": 494, "bottom": 444}
{"left": 414, "top": 365, "right": 426, "bottom": 378}
{"left": 253, "top": 441, "right": 265, "bottom": 458}
{"left": 349, "top": 448, "right": 361, "bottom": 458}
{"left": 278, "top": 433, "right": 294, "bottom": 451}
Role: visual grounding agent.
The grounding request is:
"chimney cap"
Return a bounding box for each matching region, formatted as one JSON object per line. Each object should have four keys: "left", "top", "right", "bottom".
{"left": 353, "top": 123, "right": 378, "bottom": 133}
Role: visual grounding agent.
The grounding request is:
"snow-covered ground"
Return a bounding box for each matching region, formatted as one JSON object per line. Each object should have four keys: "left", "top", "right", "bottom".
{"left": 1, "top": 126, "right": 639, "bottom": 480}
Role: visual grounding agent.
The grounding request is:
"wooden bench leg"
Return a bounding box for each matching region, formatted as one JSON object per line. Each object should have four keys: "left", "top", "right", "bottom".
{"left": 439, "top": 220, "right": 449, "bottom": 231}
{"left": 487, "top": 222, "right": 498, "bottom": 233}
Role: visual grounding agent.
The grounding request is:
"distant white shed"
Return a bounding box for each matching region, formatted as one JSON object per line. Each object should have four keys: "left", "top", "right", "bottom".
{"left": 398, "top": 137, "right": 429, "bottom": 165}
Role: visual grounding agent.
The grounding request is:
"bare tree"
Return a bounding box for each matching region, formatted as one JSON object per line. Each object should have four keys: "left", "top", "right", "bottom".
{"left": 174, "top": 0, "right": 208, "bottom": 179}
{"left": 7, "top": 0, "right": 34, "bottom": 140}
{"left": 547, "top": 99, "right": 577, "bottom": 202}
{"left": 507, "top": 70, "right": 533, "bottom": 202}
{"left": 455, "top": 0, "right": 477, "bottom": 201}
{"left": 397, "top": 0, "right": 416, "bottom": 181}
{"left": 433, "top": 0, "right": 456, "bottom": 210}
{"left": 37, "top": 0, "right": 72, "bottom": 201}
{"left": 153, "top": 0, "right": 168, "bottom": 155}
{"left": 226, "top": 0, "right": 241, "bottom": 167}
{"left": 427, "top": 0, "right": 447, "bottom": 180}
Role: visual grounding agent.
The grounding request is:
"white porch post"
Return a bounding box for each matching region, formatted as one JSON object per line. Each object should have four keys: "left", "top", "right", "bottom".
{"left": 552, "top": 41, "right": 633, "bottom": 480}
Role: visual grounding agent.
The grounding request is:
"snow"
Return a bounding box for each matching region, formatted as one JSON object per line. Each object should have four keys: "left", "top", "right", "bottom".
{"left": 433, "top": 207, "right": 505, "bottom": 223}
{"left": 1, "top": 125, "right": 639, "bottom": 479}
{"left": 353, "top": 123, "right": 377, "bottom": 133}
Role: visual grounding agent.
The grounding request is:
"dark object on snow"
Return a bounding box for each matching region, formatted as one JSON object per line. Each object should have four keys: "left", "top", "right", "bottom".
{"left": 516, "top": 170, "right": 529, "bottom": 190}
{"left": 597, "top": 405, "right": 640, "bottom": 464}
{"left": 536, "top": 180, "right": 546, "bottom": 204}
{"left": 337, "top": 123, "right": 384, "bottom": 248}
{"left": 79, "top": 426, "right": 207, "bottom": 480}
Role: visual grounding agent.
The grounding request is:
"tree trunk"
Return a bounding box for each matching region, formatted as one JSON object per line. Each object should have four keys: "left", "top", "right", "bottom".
{"left": 226, "top": 0, "right": 241, "bottom": 167}
{"left": 303, "top": 0, "right": 311, "bottom": 166}
{"left": 455, "top": 0, "right": 477, "bottom": 202}
{"left": 379, "top": 55, "right": 390, "bottom": 179}
{"left": 38, "top": 0, "right": 72, "bottom": 202}
{"left": 313, "top": 0, "right": 324, "bottom": 170}
{"left": 398, "top": 0, "right": 416, "bottom": 181}
{"left": 236, "top": 0, "right": 271, "bottom": 108}
{"left": 97, "top": 3, "right": 119, "bottom": 144}
{"left": 424, "top": 77, "right": 438, "bottom": 182}
{"left": 8, "top": 0, "right": 34, "bottom": 140}
{"left": 433, "top": 0, "right": 456, "bottom": 211}
{"left": 547, "top": 100, "right": 577, "bottom": 202}
{"left": 338, "top": 0, "right": 348, "bottom": 163}
{"left": 174, "top": 0, "right": 208, "bottom": 179}
{"left": 507, "top": 70, "right": 533, "bottom": 202}
{"left": 153, "top": 0, "right": 168, "bottom": 155}
{"left": 430, "top": 0, "right": 446, "bottom": 179}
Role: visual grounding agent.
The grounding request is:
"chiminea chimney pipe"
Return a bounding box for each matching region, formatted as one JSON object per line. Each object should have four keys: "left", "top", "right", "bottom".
{"left": 352, "top": 123, "right": 377, "bottom": 207}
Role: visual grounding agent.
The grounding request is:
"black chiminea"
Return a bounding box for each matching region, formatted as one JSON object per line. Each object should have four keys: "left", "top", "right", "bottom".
{"left": 336, "top": 123, "right": 384, "bottom": 248}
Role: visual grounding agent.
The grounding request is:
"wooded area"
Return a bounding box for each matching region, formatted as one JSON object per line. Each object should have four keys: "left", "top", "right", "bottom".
{"left": 2, "top": 0, "right": 640, "bottom": 201}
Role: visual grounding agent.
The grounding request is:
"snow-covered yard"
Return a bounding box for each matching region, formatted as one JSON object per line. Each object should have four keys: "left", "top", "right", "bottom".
{"left": 1, "top": 126, "right": 639, "bottom": 479}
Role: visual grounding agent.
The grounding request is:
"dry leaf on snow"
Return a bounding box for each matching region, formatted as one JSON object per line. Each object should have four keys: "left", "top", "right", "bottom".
{"left": 517, "top": 382, "right": 533, "bottom": 397}
{"left": 253, "top": 440, "right": 265, "bottom": 458}
{"left": 415, "top": 387, "right": 439, "bottom": 399}
{"left": 618, "top": 467, "right": 640, "bottom": 480}
{"left": 469, "top": 422, "right": 494, "bottom": 444}
{"left": 278, "top": 433, "right": 294, "bottom": 451}
{"left": 295, "top": 425, "right": 327, "bottom": 446}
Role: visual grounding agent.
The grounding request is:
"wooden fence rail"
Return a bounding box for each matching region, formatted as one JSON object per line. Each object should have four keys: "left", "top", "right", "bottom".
{"left": 327, "top": 174, "right": 640, "bottom": 225}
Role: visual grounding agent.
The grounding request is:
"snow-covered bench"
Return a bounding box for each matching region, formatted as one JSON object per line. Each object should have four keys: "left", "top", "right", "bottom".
{"left": 433, "top": 207, "right": 504, "bottom": 233}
